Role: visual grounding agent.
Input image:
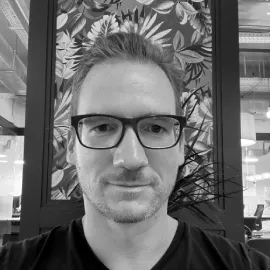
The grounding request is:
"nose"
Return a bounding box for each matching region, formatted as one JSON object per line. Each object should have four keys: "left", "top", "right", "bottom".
{"left": 113, "top": 127, "right": 148, "bottom": 170}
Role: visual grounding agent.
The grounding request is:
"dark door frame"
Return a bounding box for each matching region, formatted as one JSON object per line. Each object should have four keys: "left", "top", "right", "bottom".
{"left": 19, "top": 0, "right": 244, "bottom": 242}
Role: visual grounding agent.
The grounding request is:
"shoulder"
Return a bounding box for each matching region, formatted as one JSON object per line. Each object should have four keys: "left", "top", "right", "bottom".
{"left": 183, "top": 221, "right": 270, "bottom": 269}
{"left": 0, "top": 230, "right": 50, "bottom": 269}
{"left": 0, "top": 219, "right": 79, "bottom": 270}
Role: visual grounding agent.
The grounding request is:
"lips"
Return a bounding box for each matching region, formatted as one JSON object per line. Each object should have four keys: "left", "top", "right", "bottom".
{"left": 110, "top": 183, "right": 149, "bottom": 187}
{"left": 117, "top": 185, "right": 147, "bottom": 187}
{"left": 109, "top": 179, "right": 150, "bottom": 185}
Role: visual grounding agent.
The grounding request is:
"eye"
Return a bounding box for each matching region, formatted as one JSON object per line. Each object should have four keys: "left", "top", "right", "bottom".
{"left": 147, "top": 125, "right": 166, "bottom": 134}
{"left": 93, "top": 124, "right": 115, "bottom": 133}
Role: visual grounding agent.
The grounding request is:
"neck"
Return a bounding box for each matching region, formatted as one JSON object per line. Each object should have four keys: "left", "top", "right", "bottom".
{"left": 82, "top": 200, "right": 178, "bottom": 261}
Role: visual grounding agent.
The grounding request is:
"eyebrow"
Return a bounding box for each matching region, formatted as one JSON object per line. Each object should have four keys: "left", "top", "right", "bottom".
{"left": 85, "top": 112, "right": 175, "bottom": 118}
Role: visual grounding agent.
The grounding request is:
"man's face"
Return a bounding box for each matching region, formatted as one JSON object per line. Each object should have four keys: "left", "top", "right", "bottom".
{"left": 67, "top": 59, "right": 184, "bottom": 224}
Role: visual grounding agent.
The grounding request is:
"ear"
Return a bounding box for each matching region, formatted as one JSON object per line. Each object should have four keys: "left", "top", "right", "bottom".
{"left": 178, "top": 131, "right": 185, "bottom": 166}
{"left": 66, "top": 128, "right": 77, "bottom": 165}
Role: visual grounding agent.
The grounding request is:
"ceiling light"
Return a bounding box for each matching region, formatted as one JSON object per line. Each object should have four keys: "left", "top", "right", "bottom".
{"left": 0, "top": 160, "right": 8, "bottom": 163}
{"left": 262, "top": 173, "right": 270, "bottom": 179}
{"left": 241, "top": 139, "right": 256, "bottom": 147}
{"left": 267, "top": 107, "right": 270, "bottom": 118}
{"left": 243, "top": 157, "right": 258, "bottom": 163}
{"left": 246, "top": 172, "right": 270, "bottom": 182}
{"left": 14, "top": 160, "right": 24, "bottom": 165}
{"left": 0, "top": 154, "right": 7, "bottom": 158}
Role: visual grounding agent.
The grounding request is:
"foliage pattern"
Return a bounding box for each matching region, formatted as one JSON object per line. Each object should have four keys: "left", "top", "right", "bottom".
{"left": 52, "top": 0, "right": 215, "bottom": 215}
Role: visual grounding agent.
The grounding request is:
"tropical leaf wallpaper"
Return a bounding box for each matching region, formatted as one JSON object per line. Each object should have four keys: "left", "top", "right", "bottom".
{"left": 51, "top": 0, "right": 213, "bottom": 200}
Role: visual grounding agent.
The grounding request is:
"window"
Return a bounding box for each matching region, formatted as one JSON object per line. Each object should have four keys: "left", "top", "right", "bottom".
{"left": 0, "top": 0, "right": 30, "bottom": 242}
{"left": 239, "top": 1, "right": 270, "bottom": 219}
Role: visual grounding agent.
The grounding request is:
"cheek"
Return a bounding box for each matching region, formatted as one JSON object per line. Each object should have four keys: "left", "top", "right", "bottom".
{"left": 75, "top": 143, "right": 111, "bottom": 175}
{"left": 147, "top": 149, "right": 180, "bottom": 180}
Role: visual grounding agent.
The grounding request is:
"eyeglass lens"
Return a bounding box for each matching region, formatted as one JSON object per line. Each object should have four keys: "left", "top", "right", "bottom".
{"left": 77, "top": 116, "right": 181, "bottom": 149}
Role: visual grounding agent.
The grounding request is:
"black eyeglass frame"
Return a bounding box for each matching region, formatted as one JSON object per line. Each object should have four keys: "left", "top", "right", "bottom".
{"left": 70, "top": 114, "right": 187, "bottom": 150}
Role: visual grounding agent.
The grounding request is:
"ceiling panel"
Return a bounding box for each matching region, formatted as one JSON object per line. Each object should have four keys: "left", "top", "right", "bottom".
{"left": 239, "top": 0, "right": 270, "bottom": 28}
{"left": 15, "top": 0, "right": 30, "bottom": 23}
{"left": 0, "top": 81, "right": 12, "bottom": 94}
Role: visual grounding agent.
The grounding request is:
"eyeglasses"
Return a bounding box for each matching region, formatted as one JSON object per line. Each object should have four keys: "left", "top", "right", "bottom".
{"left": 71, "top": 114, "right": 186, "bottom": 150}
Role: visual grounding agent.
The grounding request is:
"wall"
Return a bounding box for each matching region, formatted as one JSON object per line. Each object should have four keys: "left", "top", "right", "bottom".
{"left": 243, "top": 150, "right": 270, "bottom": 216}
{"left": 0, "top": 94, "right": 25, "bottom": 127}
{"left": 256, "top": 119, "right": 270, "bottom": 133}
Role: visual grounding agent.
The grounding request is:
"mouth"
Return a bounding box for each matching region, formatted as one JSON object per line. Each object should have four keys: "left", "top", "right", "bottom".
{"left": 109, "top": 183, "right": 149, "bottom": 187}
{"left": 117, "top": 185, "right": 147, "bottom": 188}
{"left": 109, "top": 183, "right": 150, "bottom": 191}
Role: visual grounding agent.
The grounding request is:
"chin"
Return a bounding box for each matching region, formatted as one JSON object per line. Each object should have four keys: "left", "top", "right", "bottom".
{"left": 95, "top": 200, "right": 163, "bottom": 224}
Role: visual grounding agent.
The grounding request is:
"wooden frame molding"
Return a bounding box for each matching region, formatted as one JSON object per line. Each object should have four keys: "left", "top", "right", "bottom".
{"left": 19, "top": 0, "right": 244, "bottom": 243}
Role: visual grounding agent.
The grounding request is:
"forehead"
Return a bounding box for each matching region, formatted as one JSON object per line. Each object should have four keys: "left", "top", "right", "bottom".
{"left": 77, "top": 59, "right": 176, "bottom": 117}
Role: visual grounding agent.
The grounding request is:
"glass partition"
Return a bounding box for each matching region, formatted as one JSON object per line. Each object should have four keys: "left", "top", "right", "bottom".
{"left": 239, "top": 0, "right": 270, "bottom": 230}
{"left": 240, "top": 50, "right": 270, "bottom": 217}
{"left": 0, "top": 0, "right": 30, "bottom": 243}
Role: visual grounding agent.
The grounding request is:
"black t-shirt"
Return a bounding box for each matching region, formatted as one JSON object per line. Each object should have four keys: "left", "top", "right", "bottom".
{"left": 0, "top": 217, "right": 270, "bottom": 270}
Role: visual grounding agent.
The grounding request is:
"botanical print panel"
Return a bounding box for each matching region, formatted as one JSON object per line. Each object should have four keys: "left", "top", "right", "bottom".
{"left": 52, "top": 0, "right": 212, "bottom": 201}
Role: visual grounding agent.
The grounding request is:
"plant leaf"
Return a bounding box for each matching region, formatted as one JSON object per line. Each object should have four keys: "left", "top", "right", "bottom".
{"left": 188, "top": 141, "right": 211, "bottom": 156}
{"left": 133, "top": 6, "right": 139, "bottom": 24}
{"left": 173, "top": 30, "right": 184, "bottom": 51}
{"left": 150, "top": 29, "right": 172, "bottom": 42}
{"left": 175, "top": 3, "right": 186, "bottom": 23}
{"left": 136, "top": 0, "right": 155, "bottom": 5}
{"left": 55, "top": 60, "right": 63, "bottom": 78}
{"left": 83, "top": 9, "right": 103, "bottom": 20}
{"left": 69, "top": 13, "right": 82, "bottom": 27}
{"left": 52, "top": 169, "right": 64, "bottom": 188}
{"left": 174, "top": 53, "right": 186, "bottom": 70}
{"left": 71, "top": 16, "right": 86, "bottom": 37}
{"left": 152, "top": 1, "right": 174, "bottom": 14}
{"left": 57, "top": 13, "right": 68, "bottom": 29}
{"left": 67, "top": 5, "right": 77, "bottom": 14}
{"left": 144, "top": 21, "right": 164, "bottom": 38}
{"left": 91, "top": 1, "right": 111, "bottom": 12}
{"left": 175, "top": 2, "right": 183, "bottom": 18}
{"left": 153, "top": 37, "right": 171, "bottom": 46}
{"left": 152, "top": 7, "right": 173, "bottom": 14}
{"left": 54, "top": 89, "right": 72, "bottom": 123}
{"left": 178, "top": 50, "right": 204, "bottom": 64}
{"left": 202, "top": 36, "right": 212, "bottom": 47}
{"left": 142, "top": 12, "right": 157, "bottom": 34}
{"left": 179, "top": 2, "right": 198, "bottom": 16}
{"left": 154, "top": 0, "right": 174, "bottom": 10}
{"left": 179, "top": 12, "right": 188, "bottom": 25}
{"left": 191, "top": 30, "right": 201, "bottom": 45}
{"left": 191, "top": 0, "right": 204, "bottom": 2}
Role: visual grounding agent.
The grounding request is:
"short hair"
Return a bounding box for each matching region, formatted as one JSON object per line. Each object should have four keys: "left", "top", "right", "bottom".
{"left": 70, "top": 32, "right": 185, "bottom": 116}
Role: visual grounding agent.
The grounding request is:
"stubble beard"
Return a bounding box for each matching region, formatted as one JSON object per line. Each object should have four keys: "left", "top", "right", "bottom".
{"left": 76, "top": 162, "right": 177, "bottom": 224}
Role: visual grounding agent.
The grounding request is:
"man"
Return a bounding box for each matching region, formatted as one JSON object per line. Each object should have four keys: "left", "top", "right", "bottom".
{"left": 1, "top": 32, "right": 270, "bottom": 270}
